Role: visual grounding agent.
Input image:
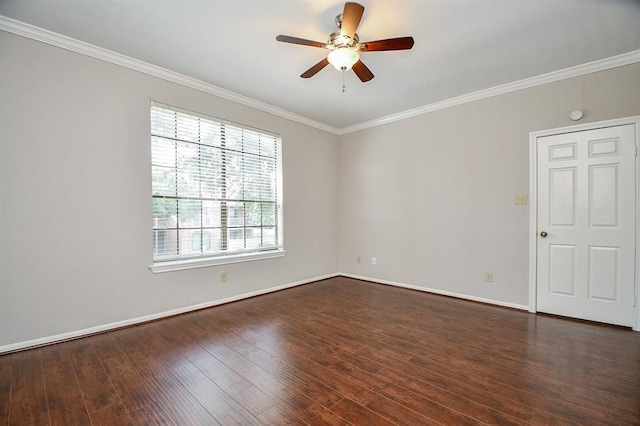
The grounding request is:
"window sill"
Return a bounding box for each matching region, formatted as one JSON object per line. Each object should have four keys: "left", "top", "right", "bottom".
{"left": 149, "top": 249, "right": 286, "bottom": 274}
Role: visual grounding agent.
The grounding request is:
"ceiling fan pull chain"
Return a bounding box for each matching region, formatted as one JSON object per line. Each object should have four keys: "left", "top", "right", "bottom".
{"left": 342, "top": 71, "right": 346, "bottom": 92}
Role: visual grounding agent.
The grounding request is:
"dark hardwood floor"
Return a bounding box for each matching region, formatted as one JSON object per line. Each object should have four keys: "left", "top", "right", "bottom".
{"left": 1, "top": 276, "right": 639, "bottom": 425}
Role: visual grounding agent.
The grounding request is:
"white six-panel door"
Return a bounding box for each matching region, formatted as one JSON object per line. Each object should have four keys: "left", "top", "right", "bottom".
{"left": 536, "top": 124, "right": 636, "bottom": 326}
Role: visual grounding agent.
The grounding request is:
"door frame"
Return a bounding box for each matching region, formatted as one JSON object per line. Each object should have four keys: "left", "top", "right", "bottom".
{"left": 528, "top": 115, "right": 640, "bottom": 331}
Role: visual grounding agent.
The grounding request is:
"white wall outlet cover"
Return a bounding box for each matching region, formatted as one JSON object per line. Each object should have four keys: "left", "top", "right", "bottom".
{"left": 570, "top": 110, "right": 583, "bottom": 121}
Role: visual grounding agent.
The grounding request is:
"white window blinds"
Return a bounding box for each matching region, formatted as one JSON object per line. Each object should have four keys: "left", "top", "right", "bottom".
{"left": 150, "top": 102, "right": 283, "bottom": 263}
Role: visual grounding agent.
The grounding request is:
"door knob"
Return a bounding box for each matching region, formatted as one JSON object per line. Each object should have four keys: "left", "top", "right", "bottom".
{"left": 540, "top": 231, "right": 548, "bottom": 238}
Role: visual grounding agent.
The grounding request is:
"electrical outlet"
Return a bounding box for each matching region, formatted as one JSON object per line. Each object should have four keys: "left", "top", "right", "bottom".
{"left": 356, "top": 256, "right": 361, "bottom": 264}
{"left": 220, "top": 271, "right": 228, "bottom": 282}
{"left": 371, "top": 257, "right": 377, "bottom": 265}
{"left": 484, "top": 272, "right": 493, "bottom": 282}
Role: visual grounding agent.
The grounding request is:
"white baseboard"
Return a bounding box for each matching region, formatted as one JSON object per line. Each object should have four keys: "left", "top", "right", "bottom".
{"left": 339, "top": 273, "right": 529, "bottom": 311}
{"left": 0, "top": 272, "right": 529, "bottom": 354}
{"left": 0, "top": 273, "right": 339, "bottom": 354}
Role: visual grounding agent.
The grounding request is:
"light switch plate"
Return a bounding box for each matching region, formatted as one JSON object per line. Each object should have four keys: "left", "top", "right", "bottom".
{"left": 514, "top": 193, "right": 528, "bottom": 205}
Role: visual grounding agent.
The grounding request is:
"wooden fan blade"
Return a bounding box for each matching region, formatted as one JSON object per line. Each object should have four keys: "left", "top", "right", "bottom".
{"left": 301, "top": 58, "right": 330, "bottom": 78}
{"left": 341, "top": 2, "right": 365, "bottom": 39}
{"left": 352, "top": 60, "right": 374, "bottom": 82}
{"left": 359, "top": 37, "right": 415, "bottom": 52}
{"left": 276, "top": 35, "right": 327, "bottom": 49}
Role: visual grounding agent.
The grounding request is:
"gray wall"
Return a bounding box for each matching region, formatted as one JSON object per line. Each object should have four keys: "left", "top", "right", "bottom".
{"left": 337, "top": 63, "right": 640, "bottom": 306}
{"left": 0, "top": 32, "right": 339, "bottom": 348}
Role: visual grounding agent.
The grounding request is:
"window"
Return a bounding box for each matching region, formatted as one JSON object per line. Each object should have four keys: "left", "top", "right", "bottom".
{"left": 150, "top": 102, "right": 283, "bottom": 271}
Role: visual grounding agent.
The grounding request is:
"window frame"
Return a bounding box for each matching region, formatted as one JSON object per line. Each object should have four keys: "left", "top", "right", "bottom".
{"left": 149, "top": 101, "right": 285, "bottom": 273}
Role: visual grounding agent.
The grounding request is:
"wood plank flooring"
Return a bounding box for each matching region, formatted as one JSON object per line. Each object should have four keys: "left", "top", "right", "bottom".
{"left": 1, "top": 276, "right": 639, "bottom": 425}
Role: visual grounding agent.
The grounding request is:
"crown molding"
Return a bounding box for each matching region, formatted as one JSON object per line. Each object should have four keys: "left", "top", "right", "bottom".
{"left": 2, "top": 15, "right": 638, "bottom": 136}
{"left": 338, "top": 49, "right": 640, "bottom": 135}
{"left": 0, "top": 16, "right": 341, "bottom": 135}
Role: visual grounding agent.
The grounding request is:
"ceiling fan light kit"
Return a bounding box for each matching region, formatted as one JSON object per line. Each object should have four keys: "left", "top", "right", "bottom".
{"left": 328, "top": 47, "right": 360, "bottom": 71}
{"left": 276, "top": 1, "right": 414, "bottom": 89}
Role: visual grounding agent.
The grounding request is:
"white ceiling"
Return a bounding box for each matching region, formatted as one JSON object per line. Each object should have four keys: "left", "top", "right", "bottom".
{"left": 1, "top": 0, "right": 639, "bottom": 130}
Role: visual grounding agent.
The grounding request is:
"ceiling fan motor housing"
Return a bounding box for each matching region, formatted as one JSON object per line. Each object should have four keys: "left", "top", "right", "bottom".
{"left": 328, "top": 31, "right": 359, "bottom": 50}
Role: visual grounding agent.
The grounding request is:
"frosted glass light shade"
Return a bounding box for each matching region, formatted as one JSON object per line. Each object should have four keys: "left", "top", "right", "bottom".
{"left": 327, "top": 47, "right": 360, "bottom": 71}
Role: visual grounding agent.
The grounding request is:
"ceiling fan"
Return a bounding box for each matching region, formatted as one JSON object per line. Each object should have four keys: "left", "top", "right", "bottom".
{"left": 276, "top": 2, "right": 414, "bottom": 84}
